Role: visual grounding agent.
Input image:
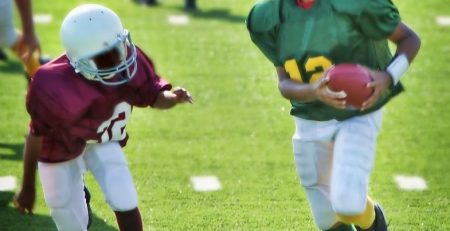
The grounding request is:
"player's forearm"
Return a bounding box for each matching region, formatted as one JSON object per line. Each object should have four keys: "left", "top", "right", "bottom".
{"left": 152, "top": 90, "right": 178, "bottom": 109}
{"left": 278, "top": 79, "right": 317, "bottom": 102}
{"left": 276, "top": 67, "right": 317, "bottom": 102}
{"left": 21, "top": 132, "right": 42, "bottom": 189}
{"left": 15, "top": 0, "right": 35, "bottom": 35}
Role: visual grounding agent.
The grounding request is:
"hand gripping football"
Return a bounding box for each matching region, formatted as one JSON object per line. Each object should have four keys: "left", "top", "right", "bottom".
{"left": 326, "top": 64, "right": 374, "bottom": 109}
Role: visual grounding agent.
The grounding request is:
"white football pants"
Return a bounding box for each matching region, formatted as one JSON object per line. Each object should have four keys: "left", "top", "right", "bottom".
{"left": 0, "top": 0, "right": 18, "bottom": 47}
{"left": 38, "top": 142, "right": 138, "bottom": 231}
{"left": 292, "top": 110, "right": 383, "bottom": 230}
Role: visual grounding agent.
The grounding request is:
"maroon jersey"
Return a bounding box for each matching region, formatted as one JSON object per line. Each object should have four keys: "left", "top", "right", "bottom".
{"left": 27, "top": 47, "right": 172, "bottom": 163}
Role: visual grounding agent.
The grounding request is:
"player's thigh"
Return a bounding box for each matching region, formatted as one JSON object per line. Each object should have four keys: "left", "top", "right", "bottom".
{"left": 331, "top": 110, "right": 383, "bottom": 215}
{"left": 293, "top": 139, "right": 334, "bottom": 187}
{"left": 84, "top": 142, "right": 138, "bottom": 211}
{"left": 38, "top": 157, "right": 84, "bottom": 208}
{"left": 0, "top": 0, "right": 18, "bottom": 47}
{"left": 292, "top": 117, "right": 337, "bottom": 187}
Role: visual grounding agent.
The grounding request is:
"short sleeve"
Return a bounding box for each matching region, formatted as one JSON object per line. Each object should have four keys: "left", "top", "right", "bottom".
{"left": 128, "top": 72, "right": 172, "bottom": 108}
{"left": 247, "top": 0, "right": 283, "bottom": 66}
{"left": 357, "top": 0, "right": 401, "bottom": 39}
{"left": 127, "top": 48, "right": 172, "bottom": 107}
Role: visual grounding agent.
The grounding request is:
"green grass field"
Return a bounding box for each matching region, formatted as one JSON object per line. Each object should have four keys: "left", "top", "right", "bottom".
{"left": 0, "top": 0, "right": 449, "bottom": 230}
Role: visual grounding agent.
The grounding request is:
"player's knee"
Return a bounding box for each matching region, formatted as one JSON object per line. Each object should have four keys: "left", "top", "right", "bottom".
{"left": 332, "top": 199, "right": 366, "bottom": 216}
{"left": 315, "top": 219, "right": 337, "bottom": 230}
{"left": 44, "top": 187, "right": 71, "bottom": 209}
{"left": 107, "top": 189, "right": 138, "bottom": 212}
{"left": 51, "top": 208, "right": 89, "bottom": 231}
{"left": 104, "top": 165, "right": 138, "bottom": 211}
{"left": 331, "top": 168, "right": 368, "bottom": 215}
{"left": 331, "top": 183, "right": 366, "bottom": 215}
{"left": 293, "top": 140, "right": 318, "bottom": 187}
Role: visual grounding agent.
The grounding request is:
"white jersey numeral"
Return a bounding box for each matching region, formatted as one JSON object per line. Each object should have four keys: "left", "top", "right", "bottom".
{"left": 96, "top": 102, "right": 131, "bottom": 143}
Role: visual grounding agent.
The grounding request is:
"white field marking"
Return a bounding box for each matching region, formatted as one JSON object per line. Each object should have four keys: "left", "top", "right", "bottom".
{"left": 190, "top": 176, "right": 222, "bottom": 192}
{"left": 394, "top": 175, "right": 427, "bottom": 191}
{"left": 33, "top": 14, "right": 53, "bottom": 24}
{"left": 0, "top": 176, "right": 17, "bottom": 191}
{"left": 168, "top": 15, "right": 190, "bottom": 25}
{"left": 436, "top": 16, "right": 450, "bottom": 26}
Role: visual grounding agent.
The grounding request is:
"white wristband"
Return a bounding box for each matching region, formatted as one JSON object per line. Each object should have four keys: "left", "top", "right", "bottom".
{"left": 386, "top": 54, "right": 410, "bottom": 85}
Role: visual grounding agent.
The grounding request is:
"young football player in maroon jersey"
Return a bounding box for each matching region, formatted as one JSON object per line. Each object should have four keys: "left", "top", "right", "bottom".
{"left": 0, "top": 0, "right": 46, "bottom": 78}
{"left": 14, "top": 4, "right": 192, "bottom": 231}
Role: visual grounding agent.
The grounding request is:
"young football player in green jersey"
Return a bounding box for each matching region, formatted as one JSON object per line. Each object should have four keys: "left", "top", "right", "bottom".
{"left": 247, "top": 0, "right": 421, "bottom": 230}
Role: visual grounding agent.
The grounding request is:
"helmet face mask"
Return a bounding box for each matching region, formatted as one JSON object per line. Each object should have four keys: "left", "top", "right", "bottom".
{"left": 74, "top": 30, "right": 138, "bottom": 86}
{"left": 61, "top": 4, "right": 138, "bottom": 86}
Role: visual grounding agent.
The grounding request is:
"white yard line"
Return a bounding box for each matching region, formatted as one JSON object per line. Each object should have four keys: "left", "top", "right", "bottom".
{"left": 436, "top": 16, "right": 450, "bottom": 26}
{"left": 33, "top": 14, "right": 53, "bottom": 24}
{"left": 394, "top": 175, "right": 427, "bottom": 191}
{"left": 0, "top": 176, "right": 17, "bottom": 191}
{"left": 190, "top": 175, "right": 222, "bottom": 192}
{"left": 168, "top": 15, "right": 190, "bottom": 25}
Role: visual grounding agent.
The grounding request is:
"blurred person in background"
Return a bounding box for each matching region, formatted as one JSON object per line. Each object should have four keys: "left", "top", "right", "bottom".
{"left": 0, "top": 0, "right": 47, "bottom": 78}
{"left": 140, "top": 0, "right": 197, "bottom": 10}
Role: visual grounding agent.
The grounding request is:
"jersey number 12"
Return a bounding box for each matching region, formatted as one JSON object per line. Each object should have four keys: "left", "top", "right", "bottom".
{"left": 284, "top": 56, "right": 332, "bottom": 83}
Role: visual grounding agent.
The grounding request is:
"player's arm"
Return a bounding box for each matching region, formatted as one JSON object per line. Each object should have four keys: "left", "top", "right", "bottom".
{"left": 276, "top": 67, "right": 346, "bottom": 109}
{"left": 14, "top": 0, "right": 40, "bottom": 61}
{"left": 14, "top": 132, "right": 42, "bottom": 214}
{"left": 152, "top": 87, "right": 193, "bottom": 109}
{"left": 362, "top": 22, "right": 421, "bottom": 110}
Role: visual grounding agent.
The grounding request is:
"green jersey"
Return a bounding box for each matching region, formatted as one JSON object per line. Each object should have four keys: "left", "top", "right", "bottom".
{"left": 247, "top": 0, "right": 404, "bottom": 121}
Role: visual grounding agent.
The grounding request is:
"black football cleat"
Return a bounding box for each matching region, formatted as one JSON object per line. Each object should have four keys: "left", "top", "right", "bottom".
{"left": 84, "top": 186, "right": 93, "bottom": 229}
{"left": 356, "top": 204, "right": 388, "bottom": 231}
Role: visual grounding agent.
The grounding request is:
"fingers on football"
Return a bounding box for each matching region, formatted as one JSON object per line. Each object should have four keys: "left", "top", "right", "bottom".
{"left": 325, "top": 87, "right": 347, "bottom": 99}
{"left": 319, "top": 76, "right": 330, "bottom": 87}
{"left": 361, "top": 88, "right": 381, "bottom": 111}
{"left": 329, "top": 100, "right": 346, "bottom": 109}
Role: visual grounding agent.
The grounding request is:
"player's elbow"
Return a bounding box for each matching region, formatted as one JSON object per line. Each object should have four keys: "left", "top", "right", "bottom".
{"left": 277, "top": 79, "right": 291, "bottom": 100}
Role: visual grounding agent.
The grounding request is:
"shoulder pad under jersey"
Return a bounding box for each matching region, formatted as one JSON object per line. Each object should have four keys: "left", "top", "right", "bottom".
{"left": 329, "top": 0, "right": 369, "bottom": 16}
{"left": 247, "top": 0, "right": 282, "bottom": 33}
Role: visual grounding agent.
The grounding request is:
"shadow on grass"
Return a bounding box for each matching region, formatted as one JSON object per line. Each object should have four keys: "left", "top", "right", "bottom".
{"left": 0, "top": 142, "right": 23, "bottom": 161}
{"left": 171, "top": 6, "right": 246, "bottom": 24}
{"left": 0, "top": 60, "right": 23, "bottom": 75}
{"left": 0, "top": 191, "right": 118, "bottom": 231}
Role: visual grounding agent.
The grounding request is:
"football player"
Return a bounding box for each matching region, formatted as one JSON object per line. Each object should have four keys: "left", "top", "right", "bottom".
{"left": 0, "top": 0, "right": 45, "bottom": 77}
{"left": 247, "top": 0, "right": 420, "bottom": 230}
{"left": 13, "top": 4, "right": 193, "bottom": 231}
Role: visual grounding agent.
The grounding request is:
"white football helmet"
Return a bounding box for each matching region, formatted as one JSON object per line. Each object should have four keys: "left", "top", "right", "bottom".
{"left": 60, "top": 4, "right": 137, "bottom": 85}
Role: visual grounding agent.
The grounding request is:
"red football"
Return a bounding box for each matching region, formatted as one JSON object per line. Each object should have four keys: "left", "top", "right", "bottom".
{"left": 326, "top": 64, "right": 374, "bottom": 109}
